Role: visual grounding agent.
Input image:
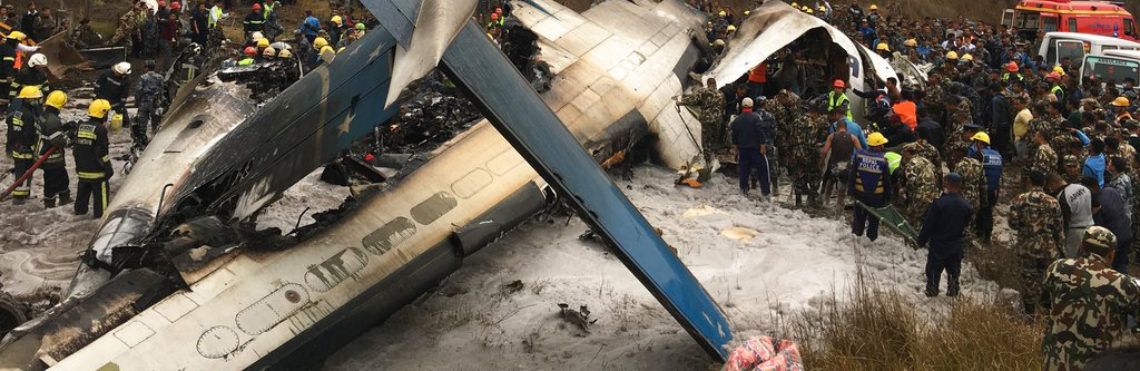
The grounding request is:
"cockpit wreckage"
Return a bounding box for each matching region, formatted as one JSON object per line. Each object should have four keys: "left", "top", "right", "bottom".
{"left": 0, "top": 0, "right": 896, "bottom": 369}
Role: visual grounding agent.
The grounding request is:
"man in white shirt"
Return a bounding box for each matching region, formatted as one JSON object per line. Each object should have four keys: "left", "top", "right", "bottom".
{"left": 1050, "top": 173, "right": 1093, "bottom": 258}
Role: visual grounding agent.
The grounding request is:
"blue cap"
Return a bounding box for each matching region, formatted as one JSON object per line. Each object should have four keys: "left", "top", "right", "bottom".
{"left": 946, "top": 172, "right": 964, "bottom": 184}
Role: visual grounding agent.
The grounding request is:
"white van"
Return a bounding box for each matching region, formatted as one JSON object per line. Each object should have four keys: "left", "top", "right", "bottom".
{"left": 1038, "top": 32, "right": 1140, "bottom": 67}
{"left": 1079, "top": 49, "right": 1140, "bottom": 86}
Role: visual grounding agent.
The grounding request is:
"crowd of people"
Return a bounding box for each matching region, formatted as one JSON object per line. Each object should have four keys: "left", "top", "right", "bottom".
{"left": 680, "top": 1, "right": 1140, "bottom": 369}
{"left": 3, "top": 1, "right": 377, "bottom": 218}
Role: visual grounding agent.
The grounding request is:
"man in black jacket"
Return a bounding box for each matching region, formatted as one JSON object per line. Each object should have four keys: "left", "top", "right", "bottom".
{"left": 990, "top": 85, "right": 1013, "bottom": 159}
{"left": 917, "top": 172, "right": 975, "bottom": 297}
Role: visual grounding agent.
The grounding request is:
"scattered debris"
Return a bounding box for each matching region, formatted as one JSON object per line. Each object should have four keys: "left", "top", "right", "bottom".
{"left": 500, "top": 280, "right": 525, "bottom": 296}
{"left": 557, "top": 303, "right": 596, "bottom": 335}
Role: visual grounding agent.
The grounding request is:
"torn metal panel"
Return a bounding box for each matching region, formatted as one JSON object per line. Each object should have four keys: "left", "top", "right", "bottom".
{"left": 856, "top": 44, "right": 901, "bottom": 86}
{"left": 35, "top": 32, "right": 90, "bottom": 81}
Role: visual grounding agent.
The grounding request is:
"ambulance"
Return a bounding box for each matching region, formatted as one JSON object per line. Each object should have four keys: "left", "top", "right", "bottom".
{"left": 1002, "top": 0, "right": 1137, "bottom": 41}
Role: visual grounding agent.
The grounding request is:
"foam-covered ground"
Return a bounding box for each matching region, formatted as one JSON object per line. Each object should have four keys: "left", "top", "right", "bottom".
{"left": 324, "top": 166, "right": 1006, "bottom": 370}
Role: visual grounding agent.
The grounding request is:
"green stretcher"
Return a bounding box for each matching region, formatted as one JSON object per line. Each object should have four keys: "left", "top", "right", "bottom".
{"left": 855, "top": 200, "right": 919, "bottom": 244}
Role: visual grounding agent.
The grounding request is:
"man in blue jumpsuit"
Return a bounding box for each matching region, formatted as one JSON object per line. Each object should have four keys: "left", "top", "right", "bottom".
{"left": 849, "top": 132, "right": 893, "bottom": 241}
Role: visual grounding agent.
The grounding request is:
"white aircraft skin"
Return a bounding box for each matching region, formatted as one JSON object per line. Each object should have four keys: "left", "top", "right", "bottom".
{"left": 36, "top": 1, "right": 725, "bottom": 369}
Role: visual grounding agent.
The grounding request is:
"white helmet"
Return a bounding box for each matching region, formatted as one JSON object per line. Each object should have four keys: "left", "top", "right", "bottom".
{"left": 26, "top": 53, "right": 47, "bottom": 68}
{"left": 113, "top": 61, "right": 132, "bottom": 75}
{"left": 251, "top": 31, "right": 265, "bottom": 41}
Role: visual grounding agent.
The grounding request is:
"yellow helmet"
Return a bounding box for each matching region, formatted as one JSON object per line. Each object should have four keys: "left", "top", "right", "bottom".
{"left": 818, "top": 5, "right": 826, "bottom": 11}
{"left": 904, "top": 38, "right": 917, "bottom": 47}
{"left": 17, "top": 86, "right": 42, "bottom": 99}
{"left": 45, "top": 90, "right": 67, "bottom": 109}
{"left": 6, "top": 30, "right": 26, "bottom": 41}
{"left": 961, "top": 53, "right": 974, "bottom": 62}
{"left": 869, "top": 4, "right": 879, "bottom": 11}
{"left": 970, "top": 132, "right": 991, "bottom": 145}
{"left": 946, "top": 51, "right": 959, "bottom": 60}
{"left": 313, "top": 37, "right": 329, "bottom": 49}
{"left": 876, "top": 42, "right": 889, "bottom": 51}
{"left": 278, "top": 49, "right": 292, "bottom": 59}
{"left": 1053, "top": 65, "right": 1066, "bottom": 76}
{"left": 256, "top": 38, "right": 270, "bottom": 48}
{"left": 805, "top": 8, "right": 813, "bottom": 14}
{"left": 1112, "top": 96, "right": 1131, "bottom": 107}
{"left": 743, "top": 10, "right": 750, "bottom": 16}
{"left": 88, "top": 99, "right": 112, "bottom": 119}
{"left": 713, "top": 39, "right": 725, "bottom": 46}
{"left": 263, "top": 46, "right": 276, "bottom": 58}
{"left": 726, "top": 25, "right": 736, "bottom": 32}
{"left": 802, "top": 5, "right": 810, "bottom": 11}
{"left": 718, "top": 10, "right": 726, "bottom": 17}
{"left": 791, "top": 2, "right": 799, "bottom": 8}
{"left": 320, "top": 45, "right": 335, "bottom": 54}
{"left": 331, "top": 15, "right": 343, "bottom": 25}
{"left": 867, "top": 132, "right": 889, "bottom": 147}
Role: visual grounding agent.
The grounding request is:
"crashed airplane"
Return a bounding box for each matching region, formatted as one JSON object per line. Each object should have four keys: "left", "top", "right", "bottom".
{"left": 705, "top": 0, "right": 898, "bottom": 121}
{"left": 0, "top": 0, "right": 899, "bottom": 369}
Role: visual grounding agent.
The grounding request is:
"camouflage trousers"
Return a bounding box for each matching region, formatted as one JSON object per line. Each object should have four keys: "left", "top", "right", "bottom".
{"left": 110, "top": 27, "right": 136, "bottom": 46}
{"left": 904, "top": 200, "right": 931, "bottom": 232}
{"left": 1019, "top": 254, "right": 1052, "bottom": 314}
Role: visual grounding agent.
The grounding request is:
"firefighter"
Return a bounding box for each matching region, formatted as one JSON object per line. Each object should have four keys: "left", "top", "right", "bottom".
{"left": 36, "top": 90, "right": 70, "bottom": 207}
{"left": 73, "top": 99, "right": 113, "bottom": 218}
{"left": 0, "top": 31, "right": 26, "bottom": 100}
{"left": 244, "top": 3, "right": 266, "bottom": 42}
{"left": 95, "top": 62, "right": 134, "bottom": 149}
{"left": 5, "top": 85, "right": 40, "bottom": 204}
{"left": 9, "top": 52, "right": 48, "bottom": 100}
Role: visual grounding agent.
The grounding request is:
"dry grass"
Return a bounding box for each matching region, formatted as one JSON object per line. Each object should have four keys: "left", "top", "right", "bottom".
{"left": 778, "top": 269, "right": 1042, "bottom": 370}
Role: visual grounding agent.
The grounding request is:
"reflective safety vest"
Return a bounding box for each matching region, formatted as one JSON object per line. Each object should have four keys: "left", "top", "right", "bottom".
{"left": 208, "top": 6, "right": 223, "bottom": 29}
{"left": 828, "top": 91, "right": 852, "bottom": 120}
{"left": 262, "top": 1, "right": 276, "bottom": 19}
{"left": 1051, "top": 85, "right": 1064, "bottom": 101}
{"left": 884, "top": 151, "right": 901, "bottom": 174}
{"left": 1001, "top": 72, "right": 1023, "bottom": 82}
{"left": 237, "top": 58, "right": 255, "bottom": 66}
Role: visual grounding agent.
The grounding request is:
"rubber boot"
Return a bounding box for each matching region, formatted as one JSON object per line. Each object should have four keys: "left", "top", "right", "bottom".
{"left": 58, "top": 193, "right": 72, "bottom": 206}
{"left": 44, "top": 197, "right": 56, "bottom": 209}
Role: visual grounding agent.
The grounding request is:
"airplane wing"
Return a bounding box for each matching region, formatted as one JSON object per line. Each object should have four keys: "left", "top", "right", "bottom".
{"left": 510, "top": 0, "right": 708, "bottom": 172}
{"left": 364, "top": 0, "right": 732, "bottom": 360}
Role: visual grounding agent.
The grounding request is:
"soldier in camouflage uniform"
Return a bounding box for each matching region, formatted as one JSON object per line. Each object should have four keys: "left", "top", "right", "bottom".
{"left": 1042, "top": 226, "right": 1140, "bottom": 370}
{"left": 901, "top": 133, "right": 941, "bottom": 174}
{"left": 135, "top": 60, "right": 166, "bottom": 146}
{"left": 956, "top": 155, "right": 987, "bottom": 250}
{"left": 945, "top": 122, "right": 981, "bottom": 172}
{"left": 924, "top": 74, "right": 946, "bottom": 123}
{"left": 901, "top": 152, "right": 938, "bottom": 229}
{"left": 1009, "top": 170, "right": 1064, "bottom": 314}
{"left": 110, "top": 4, "right": 147, "bottom": 47}
{"left": 1062, "top": 155, "right": 1084, "bottom": 184}
{"left": 948, "top": 95, "right": 972, "bottom": 135}
{"left": 677, "top": 77, "right": 725, "bottom": 170}
{"left": 775, "top": 91, "right": 825, "bottom": 206}
{"left": 1028, "top": 129, "right": 1059, "bottom": 184}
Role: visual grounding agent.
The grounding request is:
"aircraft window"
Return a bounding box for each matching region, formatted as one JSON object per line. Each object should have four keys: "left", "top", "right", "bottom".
{"left": 410, "top": 192, "right": 458, "bottom": 225}
{"left": 362, "top": 217, "right": 416, "bottom": 256}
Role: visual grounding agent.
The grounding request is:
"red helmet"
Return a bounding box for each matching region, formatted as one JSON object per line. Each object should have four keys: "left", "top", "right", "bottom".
{"left": 490, "top": 13, "right": 499, "bottom": 21}
{"left": 1006, "top": 62, "right": 1019, "bottom": 72}
{"left": 171, "top": 1, "right": 181, "bottom": 10}
{"left": 252, "top": 3, "right": 262, "bottom": 11}
{"left": 1046, "top": 71, "right": 1062, "bottom": 80}
{"left": 158, "top": 0, "right": 166, "bottom": 7}
{"left": 833, "top": 79, "right": 846, "bottom": 89}
{"left": 243, "top": 46, "right": 257, "bottom": 56}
